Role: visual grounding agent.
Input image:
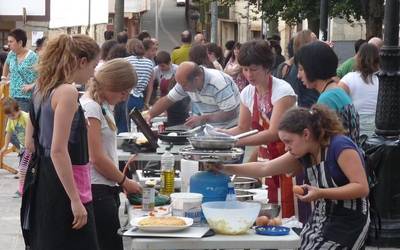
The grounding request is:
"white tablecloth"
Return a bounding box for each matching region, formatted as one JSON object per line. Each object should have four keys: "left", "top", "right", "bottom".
{"left": 130, "top": 229, "right": 300, "bottom": 250}
{"left": 126, "top": 201, "right": 301, "bottom": 250}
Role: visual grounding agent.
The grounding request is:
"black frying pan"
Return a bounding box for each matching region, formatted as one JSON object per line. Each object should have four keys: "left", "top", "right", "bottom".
{"left": 158, "top": 130, "right": 189, "bottom": 145}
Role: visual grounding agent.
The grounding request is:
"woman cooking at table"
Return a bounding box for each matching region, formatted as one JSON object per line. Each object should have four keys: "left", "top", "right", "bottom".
{"left": 80, "top": 58, "right": 142, "bottom": 250}
{"left": 216, "top": 105, "right": 370, "bottom": 249}
{"left": 222, "top": 40, "right": 297, "bottom": 218}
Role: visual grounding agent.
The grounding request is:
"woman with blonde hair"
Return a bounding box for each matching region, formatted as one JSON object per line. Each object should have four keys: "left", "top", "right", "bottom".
{"left": 80, "top": 58, "right": 142, "bottom": 250}
{"left": 23, "top": 34, "right": 100, "bottom": 250}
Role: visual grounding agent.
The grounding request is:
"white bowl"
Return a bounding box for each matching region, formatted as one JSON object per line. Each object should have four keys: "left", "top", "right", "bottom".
{"left": 202, "top": 201, "right": 261, "bottom": 235}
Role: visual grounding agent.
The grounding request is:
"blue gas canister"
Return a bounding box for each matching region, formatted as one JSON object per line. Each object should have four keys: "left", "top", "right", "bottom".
{"left": 189, "top": 171, "right": 230, "bottom": 203}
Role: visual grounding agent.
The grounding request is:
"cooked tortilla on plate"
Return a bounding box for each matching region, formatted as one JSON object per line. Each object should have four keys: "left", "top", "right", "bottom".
{"left": 138, "top": 216, "right": 186, "bottom": 226}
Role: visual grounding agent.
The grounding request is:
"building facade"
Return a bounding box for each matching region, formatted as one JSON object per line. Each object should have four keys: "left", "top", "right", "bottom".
{"left": 0, "top": 0, "right": 108, "bottom": 49}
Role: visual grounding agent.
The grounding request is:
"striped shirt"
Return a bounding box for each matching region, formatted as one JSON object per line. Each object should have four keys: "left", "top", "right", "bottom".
{"left": 125, "top": 55, "right": 153, "bottom": 97}
{"left": 168, "top": 67, "right": 240, "bottom": 128}
{"left": 300, "top": 135, "right": 369, "bottom": 249}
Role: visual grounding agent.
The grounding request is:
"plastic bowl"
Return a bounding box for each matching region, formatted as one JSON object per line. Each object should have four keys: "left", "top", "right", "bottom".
{"left": 202, "top": 201, "right": 261, "bottom": 235}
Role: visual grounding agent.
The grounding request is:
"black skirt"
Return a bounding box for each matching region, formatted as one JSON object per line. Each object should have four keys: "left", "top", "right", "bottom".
{"left": 30, "top": 157, "right": 99, "bottom": 250}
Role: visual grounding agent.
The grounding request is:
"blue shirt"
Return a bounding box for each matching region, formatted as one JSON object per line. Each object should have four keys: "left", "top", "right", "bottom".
{"left": 325, "top": 135, "right": 364, "bottom": 186}
{"left": 5, "top": 50, "right": 38, "bottom": 99}
{"left": 318, "top": 88, "right": 360, "bottom": 144}
{"left": 318, "top": 87, "right": 352, "bottom": 111}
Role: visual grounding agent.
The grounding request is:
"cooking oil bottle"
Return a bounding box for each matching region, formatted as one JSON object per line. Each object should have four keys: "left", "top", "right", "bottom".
{"left": 160, "top": 150, "right": 175, "bottom": 196}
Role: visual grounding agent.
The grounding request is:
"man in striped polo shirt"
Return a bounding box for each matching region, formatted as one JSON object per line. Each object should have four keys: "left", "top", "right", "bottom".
{"left": 147, "top": 62, "right": 240, "bottom": 128}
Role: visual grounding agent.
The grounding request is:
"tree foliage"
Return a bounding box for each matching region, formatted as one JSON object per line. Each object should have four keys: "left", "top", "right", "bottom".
{"left": 215, "top": 0, "right": 382, "bottom": 38}
{"left": 215, "top": 0, "right": 363, "bottom": 25}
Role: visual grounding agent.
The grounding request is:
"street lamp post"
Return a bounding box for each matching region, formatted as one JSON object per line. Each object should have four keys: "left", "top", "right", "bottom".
{"left": 319, "top": 0, "right": 328, "bottom": 41}
{"left": 364, "top": 0, "right": 400, "bottom": 247}
{"left": 155, "top": 0, "right": 159, "bottom": 39}
{"left": 375, "top": 0, "right": 400, "bottom": 135}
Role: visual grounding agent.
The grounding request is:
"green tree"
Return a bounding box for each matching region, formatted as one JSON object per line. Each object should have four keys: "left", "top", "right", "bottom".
{"left": 217, "top": 0, "right": 384, "bottom": 39}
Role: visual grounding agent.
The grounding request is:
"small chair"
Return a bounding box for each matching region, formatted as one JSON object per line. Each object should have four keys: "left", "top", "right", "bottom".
{"left": 0, "top": 83, "right": 19, "bottom": 174}
{"left": 0, "top": 146, "right": 18, "bottom": 174}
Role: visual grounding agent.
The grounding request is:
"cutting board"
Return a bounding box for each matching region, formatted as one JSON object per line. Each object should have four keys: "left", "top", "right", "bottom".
{"left": 123, "top": 226, "right": 210, "bottom": 238}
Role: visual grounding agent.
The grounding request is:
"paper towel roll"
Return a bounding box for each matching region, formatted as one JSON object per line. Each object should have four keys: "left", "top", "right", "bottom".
{"left": 180, "top": 159, "right": 199, "bottom": 192}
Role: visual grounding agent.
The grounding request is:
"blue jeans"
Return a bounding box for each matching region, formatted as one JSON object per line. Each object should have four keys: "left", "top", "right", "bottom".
{"left": 114, "top": 101, "right": 128, "bottom": 133}
{"left": 127, "top": 95, "right": 144, "bottom": 131}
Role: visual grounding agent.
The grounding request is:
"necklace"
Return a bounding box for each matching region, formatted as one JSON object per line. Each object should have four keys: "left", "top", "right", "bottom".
{"left": 321, "top": 79, "right": 335, "bottom": 93}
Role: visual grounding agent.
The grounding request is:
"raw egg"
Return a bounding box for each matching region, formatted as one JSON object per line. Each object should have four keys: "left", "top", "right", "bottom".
{"left": 255, "top": 216, "right": 270, "bottom": 226}
{"left": 293, "top": 185, "right": 306, "bottom": 195}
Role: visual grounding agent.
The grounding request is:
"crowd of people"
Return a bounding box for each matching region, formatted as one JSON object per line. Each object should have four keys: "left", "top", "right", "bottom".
{"left": 0, "top": 27, "right": 384, "bottom": 249}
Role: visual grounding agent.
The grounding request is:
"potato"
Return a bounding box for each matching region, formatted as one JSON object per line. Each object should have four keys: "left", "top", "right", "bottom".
{"left": 255, "top": 216, "right": 270, "bottom": 226}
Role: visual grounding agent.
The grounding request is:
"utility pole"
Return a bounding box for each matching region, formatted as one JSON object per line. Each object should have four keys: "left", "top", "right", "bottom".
{"left": 155, "top": 0, "right": 159, "bottom": 39}
{"left": 86, "top": 0, "right": 91, "bottom": 35}
{"left": 319, "top": 0, "right": 328, "bottom": 41}
{"left": 114, "top": 0, "right": 125, "bottom": 35}
{"left": 210, "top": 1, "right": 218, "bottom": 43}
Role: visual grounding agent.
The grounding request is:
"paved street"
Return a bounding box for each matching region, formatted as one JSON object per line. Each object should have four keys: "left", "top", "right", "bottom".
{"left": 0, "top": 153, "right": 25, "bottom": 250}
{"left": 141, "top": 0, "right": 187, "bottom": 52}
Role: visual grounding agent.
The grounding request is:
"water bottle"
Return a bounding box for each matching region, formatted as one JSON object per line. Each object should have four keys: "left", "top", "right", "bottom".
{"left": 225, "top": 182, "right": 237, "bottom": 202}
{"left": 160, "top": 150, "right": 175, "bottom": 196}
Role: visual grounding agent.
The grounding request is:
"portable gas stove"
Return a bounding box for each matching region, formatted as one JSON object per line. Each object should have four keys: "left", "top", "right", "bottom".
{"left": 179, "top": 146, "right": 244, "bottom": 203}
{"left": 179, "top": 145, "right": 244, "bottom": 163}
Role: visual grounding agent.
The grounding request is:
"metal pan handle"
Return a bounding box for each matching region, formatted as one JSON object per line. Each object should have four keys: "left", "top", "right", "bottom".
{"left": 232, "top": 129, "right": 259, "bottom": 140}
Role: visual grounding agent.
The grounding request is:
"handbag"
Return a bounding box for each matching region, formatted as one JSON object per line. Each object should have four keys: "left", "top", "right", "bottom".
{"left": 20, "top": 100, "right": 42, "bottom": 247}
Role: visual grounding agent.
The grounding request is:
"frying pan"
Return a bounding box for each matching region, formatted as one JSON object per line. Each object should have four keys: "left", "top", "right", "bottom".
{"left": 189, "top": 129, "right": 259, "bottom": 150}
{"left": 158, "top": 130, "right": 189, "bottom": 144}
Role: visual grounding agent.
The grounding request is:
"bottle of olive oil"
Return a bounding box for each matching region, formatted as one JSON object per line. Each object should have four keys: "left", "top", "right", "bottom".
{"left": 160, "top": 150, "right": 175, "bottom": 196}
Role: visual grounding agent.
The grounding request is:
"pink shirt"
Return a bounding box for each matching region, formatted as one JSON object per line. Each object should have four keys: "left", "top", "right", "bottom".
{"left": 72, "top": 164, "right": 92, "bottom": 204}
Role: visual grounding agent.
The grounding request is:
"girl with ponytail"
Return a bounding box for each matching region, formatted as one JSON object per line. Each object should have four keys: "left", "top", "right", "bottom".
{"left": 24, "top": 34, "right": 100, "bottom": 250}
{"left": 216, "top": 105, "right": 370, "bottom": 249}
{"left": 80, "top": 58, "right": 141, "bottom": 250}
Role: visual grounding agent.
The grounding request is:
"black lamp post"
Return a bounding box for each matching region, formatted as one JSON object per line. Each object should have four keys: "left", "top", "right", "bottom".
{"left": 364, "top": 0, "right": 400, "bottom": 247}
{"left": 375, "top": 0, "right": 400, "bottom": 135}
{"left": 319, "top": 0, "right": 329, "bottom": 41}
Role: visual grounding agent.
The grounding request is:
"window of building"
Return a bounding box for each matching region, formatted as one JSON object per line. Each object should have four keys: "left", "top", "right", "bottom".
{"left": 0, "top": 30, "right": 9, "bottom": 49}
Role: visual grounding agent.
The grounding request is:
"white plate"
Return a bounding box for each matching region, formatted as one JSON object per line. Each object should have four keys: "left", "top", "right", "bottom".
{"left": 131, "top": 216, "right": 193, "bottom": 232}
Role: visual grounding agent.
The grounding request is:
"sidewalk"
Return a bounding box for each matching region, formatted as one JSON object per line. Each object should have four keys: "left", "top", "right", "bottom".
{"left": 0, "top": 153, "right": 396, "bottom": 250}
{"left": 0, "top": 153, "right": 132, "bottom": 250}
{"left": 0, "top": 153, "right": 25, "bottom": 250}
